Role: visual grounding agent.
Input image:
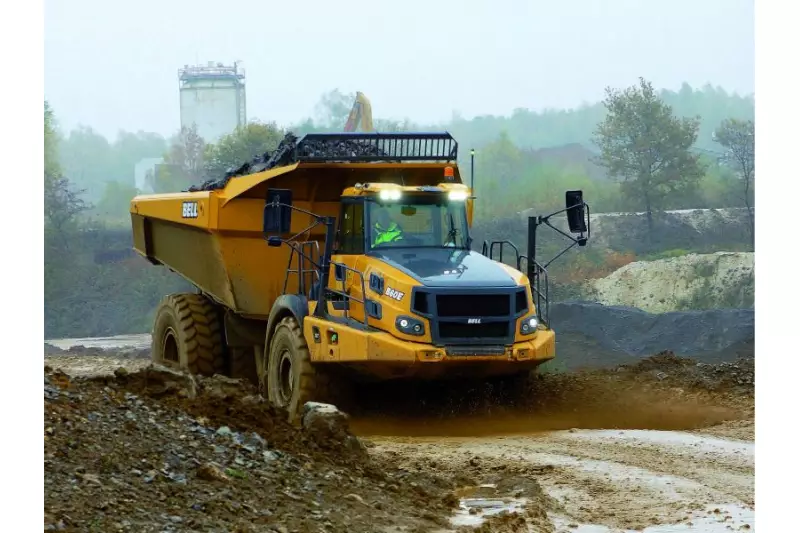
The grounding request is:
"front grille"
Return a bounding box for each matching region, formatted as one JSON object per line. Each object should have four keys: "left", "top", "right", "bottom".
{"left": 436, "top": 294, "right": 510, "bottom": 317}
{"left": 438, "top": 321, "right": 510, "bottom": 339}
{"left": 446, "top": 345, "right": 506, "bottom": 356}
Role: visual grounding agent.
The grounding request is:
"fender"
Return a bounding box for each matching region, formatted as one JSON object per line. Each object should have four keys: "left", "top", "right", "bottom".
{"left": 264, "top": 294, "right": 310, "bottom": 349}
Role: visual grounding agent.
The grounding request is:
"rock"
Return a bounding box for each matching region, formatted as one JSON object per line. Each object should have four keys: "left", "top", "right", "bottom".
{"left": 262, "top": 450, "right": 280, "bottom": 462}
{"left": 80, "top": 473, "right": 103, "bottom": 486}
{"left": 216, "top": 426, "right": 233, "bottom": 437}
{"left": 142, "top": 365, "right": 197, "bottom": 399}
{"left": 114, "top": 367, "right": 129, "bottom": 380}
{"left": 302, "top": 402, "right": 367, "bottom": 461}
{"left": 345, "top": 493, "right": 367, "bottom": 506}
{"left": 196, "top": 463, "right": 229, "bottom": 482}
{"left": 203, "top": 374, "right": 248, "bottom": 400}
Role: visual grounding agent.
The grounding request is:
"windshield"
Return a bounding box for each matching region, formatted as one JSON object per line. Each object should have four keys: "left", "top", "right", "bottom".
{"left": 368, "top": 196, "right": 470, "bottom": 250}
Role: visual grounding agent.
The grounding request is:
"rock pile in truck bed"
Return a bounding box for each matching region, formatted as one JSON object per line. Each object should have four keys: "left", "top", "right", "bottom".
{"left": 188, "top": 132, "right": 391, "bottom": 193}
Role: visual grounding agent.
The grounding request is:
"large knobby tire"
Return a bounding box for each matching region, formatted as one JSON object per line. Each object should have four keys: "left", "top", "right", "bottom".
{"left": 151, "top": 293, "right": 226, "bottom": 376}
{"left": 264, "top": 317, "right": 322, "bottom": 424}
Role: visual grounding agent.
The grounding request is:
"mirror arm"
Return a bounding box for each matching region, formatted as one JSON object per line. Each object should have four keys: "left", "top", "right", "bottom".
{"left": 283, "top": 219, "right": 322, "bottom": 244}
{"left": 542, "top": 239, "right": 580, "bottom": 270}
{"left": 265, "top": 200, "right": 321, "bottom": 222}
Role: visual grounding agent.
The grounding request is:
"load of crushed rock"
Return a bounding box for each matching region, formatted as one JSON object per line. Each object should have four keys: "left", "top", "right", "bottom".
{"left": 188, "top": 132, "right": 391, "bottom": 192}
{"left": 44, "top": 364, "right": 460, "bottom": 532}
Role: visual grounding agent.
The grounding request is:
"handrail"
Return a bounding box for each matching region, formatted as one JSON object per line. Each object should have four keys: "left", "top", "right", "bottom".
{"left": 325, "top": 262, "right": 371, "bottom": 328}
{"left": 483, "top": 240, "right": 521, "bottom": 268}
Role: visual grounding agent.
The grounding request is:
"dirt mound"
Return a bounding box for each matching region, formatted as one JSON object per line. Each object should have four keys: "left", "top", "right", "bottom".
{"left": 588, "top": 252, "right": 754, "bottom": 312}
{"left": 44, "top": 365, "right": 462, "bottom": 532}
{"left": 551, "top": 301, "right": 755, "bottom": 369}
{"left": 349, "top": 353, "right": 752, "bottom": 438}
{"left": 622, "top": 350, "right": 754, "bottom": 392}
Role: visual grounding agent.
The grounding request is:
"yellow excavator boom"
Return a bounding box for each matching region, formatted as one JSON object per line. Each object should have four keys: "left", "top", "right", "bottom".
{"left": 343, "top": 91, "right": 374, "bottom": 132}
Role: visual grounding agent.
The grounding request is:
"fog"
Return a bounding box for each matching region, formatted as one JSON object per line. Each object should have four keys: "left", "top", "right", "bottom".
{"left": 44, "top": 0, "right": 754, "bottom": 139}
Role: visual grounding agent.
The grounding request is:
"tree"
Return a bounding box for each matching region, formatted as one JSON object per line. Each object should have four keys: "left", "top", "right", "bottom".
{"left": 45, "top": 174, "right": 89, "bottom": 235}
{"left": 203, "top": 121, "right": 284, "bottom": 178}
{"left": 45, "top": 100, "right": 61, "bottom": 178}
{"left": 44, "top": 101, "right": 90, "bottom": 238}
{"left": 94, "top": 180, "right": 140, "bottom": 223}
{"left": 714, "top": 118, "right": 755, "bottom": 246}
{"left": 314, "top": 89, "right": 355, "bottom": 129}
{"left": 57, "top": 125, "right": 167, "bottom": 200}
{"left": 149, "top": 125, "right": 206, "bottom": 192}
{"left": 111, "top": 130, "right": 168, "bottom": 184}
{"left": 593, "top": 78, "right": 706, "bottom": 240}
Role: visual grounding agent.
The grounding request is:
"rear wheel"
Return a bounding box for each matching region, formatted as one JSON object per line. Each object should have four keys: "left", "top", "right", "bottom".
{"left": 151, "top": 293, "right": 226, "bottom": 376}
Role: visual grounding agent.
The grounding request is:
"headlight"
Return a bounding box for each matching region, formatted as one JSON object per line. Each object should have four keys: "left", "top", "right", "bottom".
{"left": 448, "top": 190, "right": 469, "bottom": 201}
{"left": 519, "top": 315, "right": 539, "bottom": 335}
{"left": 396, "top": 315, "right": 425, "bottom": 336}
{"left": 379, "top": 189, "right": 402, "bottom": 201}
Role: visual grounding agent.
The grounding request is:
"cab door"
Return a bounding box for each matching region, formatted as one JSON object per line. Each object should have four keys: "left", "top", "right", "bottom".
{"left": 328, "top": 199, "right": 369, "bottom": 322}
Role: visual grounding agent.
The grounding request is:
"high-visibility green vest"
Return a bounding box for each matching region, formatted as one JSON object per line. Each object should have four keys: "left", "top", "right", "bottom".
{"left": 373, "top": 222, "right": 403, "bottom": 245}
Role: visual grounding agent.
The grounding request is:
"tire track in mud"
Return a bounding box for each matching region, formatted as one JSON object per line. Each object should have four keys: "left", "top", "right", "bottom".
{"left": 367, "top": 428, "right": 754, "bottom": 532}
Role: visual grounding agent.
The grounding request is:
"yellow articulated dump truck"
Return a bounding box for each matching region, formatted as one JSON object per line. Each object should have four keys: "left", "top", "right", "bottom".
{"left": 130, "top": 132, "right": 590, "bottom": 421}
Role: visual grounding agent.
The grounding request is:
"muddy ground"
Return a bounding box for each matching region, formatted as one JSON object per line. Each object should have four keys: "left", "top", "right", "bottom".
{"left": 44, "top": 346, "right": 754, "bottom": 532}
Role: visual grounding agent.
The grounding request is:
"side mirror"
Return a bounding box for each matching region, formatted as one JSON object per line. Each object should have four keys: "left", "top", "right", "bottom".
{"left": 565, "top": 190, "right": 587, "bottom": 234}
{"left": 263, "top": 188, "right": 293, "bottom": 235}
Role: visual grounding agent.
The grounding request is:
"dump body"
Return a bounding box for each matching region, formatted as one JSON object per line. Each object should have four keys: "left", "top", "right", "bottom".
{"left": 131, "top": 162, "right": 474, "bottom": 319}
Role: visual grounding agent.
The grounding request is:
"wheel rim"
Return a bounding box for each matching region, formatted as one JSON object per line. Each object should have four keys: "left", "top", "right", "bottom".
{"left": 277, "top": 350, "right": 294, "bottom": 406}
{"left": 163, "top": 328, "right": 179, "bottom": 363}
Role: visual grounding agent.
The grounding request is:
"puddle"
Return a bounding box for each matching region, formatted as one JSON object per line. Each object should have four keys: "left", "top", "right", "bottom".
{"left": 451, "top": 496, "right": 528, "bottom": 527}
{"left": 450, "top": 484, "right": 527, "bottom": 527}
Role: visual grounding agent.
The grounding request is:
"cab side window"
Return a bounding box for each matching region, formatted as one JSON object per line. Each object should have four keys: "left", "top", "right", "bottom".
{"left": 337, "top": 202, "right": 365, "bottom": 254}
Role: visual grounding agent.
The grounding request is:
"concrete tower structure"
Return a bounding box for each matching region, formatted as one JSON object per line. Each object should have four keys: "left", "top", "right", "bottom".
{"left": 178, "top": 61, "right": 246, "bottom": 142}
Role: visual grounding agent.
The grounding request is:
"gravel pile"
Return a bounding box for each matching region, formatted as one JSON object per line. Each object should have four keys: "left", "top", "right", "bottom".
{"left": 44, "top": 364, "right": 459, "bottom": 532}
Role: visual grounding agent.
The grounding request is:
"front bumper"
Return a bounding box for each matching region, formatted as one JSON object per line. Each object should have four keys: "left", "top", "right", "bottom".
{"left": 305, "top": 315, "right": 555, "bottom": 374}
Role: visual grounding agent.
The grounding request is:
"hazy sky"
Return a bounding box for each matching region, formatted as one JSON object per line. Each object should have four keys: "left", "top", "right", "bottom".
{"left": 45, "top": 0, "right": 754, "bottom": 140}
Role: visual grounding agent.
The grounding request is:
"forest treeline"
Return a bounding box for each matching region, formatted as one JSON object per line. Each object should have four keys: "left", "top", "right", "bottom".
{"left": 56, "top": 82, "right": 752, "bottom": 217}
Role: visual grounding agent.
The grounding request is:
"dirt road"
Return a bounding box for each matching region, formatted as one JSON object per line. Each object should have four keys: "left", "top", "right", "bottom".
{"left": 45, "top": 337, "right": 755, "bottom": 532}
{"left": 364, "top": 426, "right": 753, "bottom": 532}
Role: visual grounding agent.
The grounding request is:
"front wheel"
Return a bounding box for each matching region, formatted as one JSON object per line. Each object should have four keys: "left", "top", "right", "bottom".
{"left": 264, "top": 317, "right": 318, "bottom": 424}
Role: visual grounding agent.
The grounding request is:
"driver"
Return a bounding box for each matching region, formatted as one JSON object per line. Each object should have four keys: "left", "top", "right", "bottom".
{"left": 372, "top": 206, "right": 404, "bottom": 246}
